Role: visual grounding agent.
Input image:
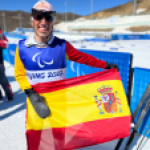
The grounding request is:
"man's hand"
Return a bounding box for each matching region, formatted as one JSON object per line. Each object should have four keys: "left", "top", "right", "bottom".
{"left": 105, "top": 63, "right": 119, "bottom": 71}
{"left": 25, "top": 89, "right": 50, "bottom": 118}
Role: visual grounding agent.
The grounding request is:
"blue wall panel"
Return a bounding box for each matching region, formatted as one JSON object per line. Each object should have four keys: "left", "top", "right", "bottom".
{"left": 131, "top": 67, "right": 150, "bottom": 137}
{"left": 111, "top": 34, "right": 150, "bottom": 40}
{"left": 7, "top": 44, "right": 17, "bottom": 65}
{"left": 66, "top": 49, "right": 132, "bottom": 95}
{"left": 3, "top": 48, "right": 10, "bottom": 62}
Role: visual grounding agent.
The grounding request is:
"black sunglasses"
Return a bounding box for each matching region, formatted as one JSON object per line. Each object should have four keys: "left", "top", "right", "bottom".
{"left": 32, "top": 8, "right": 56, "bottom": 22}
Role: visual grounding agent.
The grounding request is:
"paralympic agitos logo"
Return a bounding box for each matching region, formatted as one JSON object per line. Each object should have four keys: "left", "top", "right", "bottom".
{"left": 32, "top": 52, "right": 53, "bottom": 68}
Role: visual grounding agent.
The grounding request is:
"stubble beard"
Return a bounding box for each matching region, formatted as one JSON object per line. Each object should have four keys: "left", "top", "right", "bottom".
{"left": 33, "top": 24, "right": 52, "bottom": 43}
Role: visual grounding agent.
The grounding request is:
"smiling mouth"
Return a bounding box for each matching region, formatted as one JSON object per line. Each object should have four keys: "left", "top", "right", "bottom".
{"left": 39, "top": 28, "right": 48, "bottom": 32}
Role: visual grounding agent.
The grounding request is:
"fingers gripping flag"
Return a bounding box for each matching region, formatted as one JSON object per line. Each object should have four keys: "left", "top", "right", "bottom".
{"left": 26, "top": 69, "right": 131, "bottom": 150}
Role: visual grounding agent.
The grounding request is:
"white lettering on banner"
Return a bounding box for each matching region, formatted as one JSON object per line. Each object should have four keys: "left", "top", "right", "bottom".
{"left": 26, "top": 72, "right": 45, "bottom": 80}
{"left": 48, "top": 70, "right": 63, "bottom": 78}
{"left": 26, "top": 68, "right": 66, "bottom": 85}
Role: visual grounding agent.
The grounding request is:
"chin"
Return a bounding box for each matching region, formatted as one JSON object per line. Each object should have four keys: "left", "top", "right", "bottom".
{"left": 38, "top": 32, "right": 49, "bottom": 37}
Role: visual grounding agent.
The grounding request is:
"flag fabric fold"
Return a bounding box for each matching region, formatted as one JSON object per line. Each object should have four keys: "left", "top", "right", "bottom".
{"left": 26, "top": 69, "right": 131, "bottom": 150}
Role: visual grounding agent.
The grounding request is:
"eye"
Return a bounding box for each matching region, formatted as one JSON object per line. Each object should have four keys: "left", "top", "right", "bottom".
{"left": 36, "top": 15, "right": 43, "bottom": 20}
{"left": 33, "top": 14, "right": 43, "bottom": 21}
{"left": 45, "top": 15, "right": 53, "bottom": 22}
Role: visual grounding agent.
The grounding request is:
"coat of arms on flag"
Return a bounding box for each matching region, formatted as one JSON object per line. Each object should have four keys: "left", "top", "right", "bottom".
{"left": 94, "top": 85, "right": 122, "bottom": 114}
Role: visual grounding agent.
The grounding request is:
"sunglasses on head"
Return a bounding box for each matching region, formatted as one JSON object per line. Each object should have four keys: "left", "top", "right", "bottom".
{"left": 32, "top": 8, "right": 56, "bottom": 22}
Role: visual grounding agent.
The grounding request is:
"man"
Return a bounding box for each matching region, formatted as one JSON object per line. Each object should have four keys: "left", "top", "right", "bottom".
{"left": 0, "top": 27, "right": 13, "bottom": 101}
{"left": 14, "top": 0, "right": 118, "bottom": 118}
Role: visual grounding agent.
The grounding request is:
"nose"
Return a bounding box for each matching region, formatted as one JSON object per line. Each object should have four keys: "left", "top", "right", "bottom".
{"left": 40, "top": 17, "right": 47, "bottom": 24}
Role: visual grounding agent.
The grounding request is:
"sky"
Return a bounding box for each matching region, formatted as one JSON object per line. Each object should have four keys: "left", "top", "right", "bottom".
{"left": 0, "top": 0, "right": 132, "bottom": 16}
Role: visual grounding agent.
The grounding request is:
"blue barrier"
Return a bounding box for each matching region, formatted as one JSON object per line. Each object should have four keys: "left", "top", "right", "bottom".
{"left": 66, "top": 49, "right": 132, "bottom": 97}
{"left": 4, "top": 32, "right": 26, "bottom": 39}
{"left": 112, "top": 34, "right": 143, "bottom": 40}
{"left": 16, "top": 28, "right": 33, "bottom": 32}
{"left": 7, "top": 44, "right": 17, "bottom": 65}
{"left": 3, "top": 44, "right": 18, "bottom": 65}
{"left": 131, "top": 67, "right": 150, "bottom": 137}
{"left": 84, "top": 38, "right": 111, "bottom": 43}
{"left": 144, "top": 35, "right": 150, "bottom": 39}
{"left": 54, "top": 30, "right": 61, "bottom": 33}
{"left": 111, "top": 34, "right": 150, "bottom": 40}
{"left": 3, "top": 48, "right": 10, "bottom": 62}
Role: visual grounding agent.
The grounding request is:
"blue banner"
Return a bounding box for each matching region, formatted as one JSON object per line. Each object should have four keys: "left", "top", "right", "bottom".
{"left": 111, "top": 34, "right": 150, "bottom": 40}
{"left": 84, "top": 38, "right": 111, "bottom": 42}
{"left": 8, "top": 44, "right": 17, "bottom": 65}
{"left": 131, "top": 67, "right": 150, "bottom": 138}
{"left": 66, "top": 49, "right": 132, "bottom": 96}
{"left": 3, "top": 48, "right": 10, "bottom": 62}
{"left": 4, "top": 32, "right": 26, "bottom": 39}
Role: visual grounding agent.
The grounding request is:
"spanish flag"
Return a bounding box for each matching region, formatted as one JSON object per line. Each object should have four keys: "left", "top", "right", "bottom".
{"left": 26, "top": 69, "right": 131, "bottom": 150}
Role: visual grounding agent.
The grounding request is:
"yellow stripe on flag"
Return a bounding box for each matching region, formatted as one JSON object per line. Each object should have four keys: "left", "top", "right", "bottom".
{"left": 27, "top": 79, "right": 131, "bottom": 130}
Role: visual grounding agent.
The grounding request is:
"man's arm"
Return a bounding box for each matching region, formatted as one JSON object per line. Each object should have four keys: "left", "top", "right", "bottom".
{"left": 14, "top": 45, "right": 32, "bottom": 91}
{"left": 14, "top": 45, "right": 50, "bottom": 118}
{"left": 66, "top": 41, "right": 119, "bottom": 70}
{"left": 66, "top": 41, "right": 107, "bottom": 69}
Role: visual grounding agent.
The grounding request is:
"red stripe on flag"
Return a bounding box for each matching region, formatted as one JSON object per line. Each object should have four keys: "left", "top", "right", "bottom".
{"left": 26, "top": 116, "right": 131, "bottom": 150}
{"left": 32, "top": 69, "right": 120, "bottom": 94}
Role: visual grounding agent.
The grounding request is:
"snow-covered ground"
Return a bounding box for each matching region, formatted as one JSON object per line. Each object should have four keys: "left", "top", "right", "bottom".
{"left": 1, "top": 34, "right": 150, "bottom": 150}
{"left": 70, "top": 39, "right": 150, "bottom": 69}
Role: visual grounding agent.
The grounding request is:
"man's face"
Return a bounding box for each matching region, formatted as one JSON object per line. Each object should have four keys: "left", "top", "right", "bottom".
{"left": 31, "top": 10, "right": 53, "bottom": 38}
